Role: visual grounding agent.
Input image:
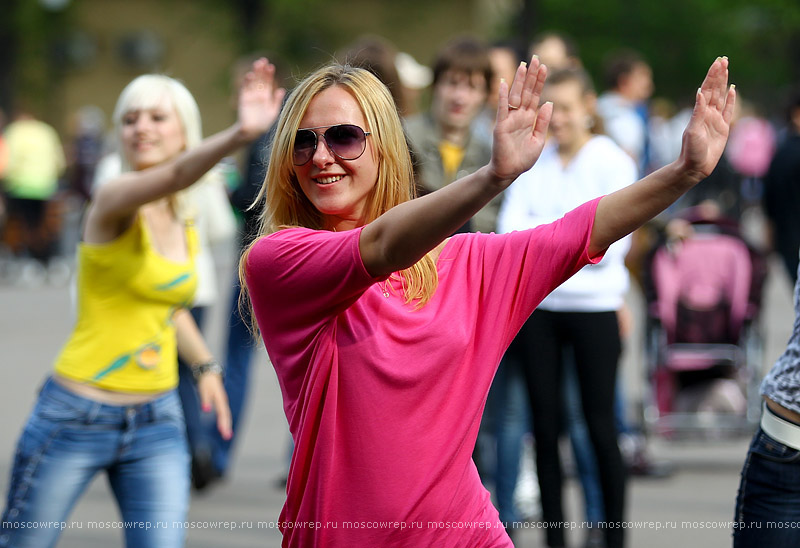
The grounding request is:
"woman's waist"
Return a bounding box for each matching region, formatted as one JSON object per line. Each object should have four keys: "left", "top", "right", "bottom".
{"left": 53, "top": 373, "right": 171, "bottom": 405}
{"left": 765, "top": 396, "right": 800, "bottom": 425}
{"left": 53, "top": 330, "right": 179, "bottom": 393}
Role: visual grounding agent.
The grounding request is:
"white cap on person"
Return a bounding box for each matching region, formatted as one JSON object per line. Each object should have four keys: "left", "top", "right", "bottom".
{"left": 395, "top": 52, "right": 433, "bottom": 90}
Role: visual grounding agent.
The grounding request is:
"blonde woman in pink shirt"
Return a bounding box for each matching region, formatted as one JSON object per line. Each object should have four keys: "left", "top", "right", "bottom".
{"left": 240, "top": 56, "right": 734, "bottom": 547}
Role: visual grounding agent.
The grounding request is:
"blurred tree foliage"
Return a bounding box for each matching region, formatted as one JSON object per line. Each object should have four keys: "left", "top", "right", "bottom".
{"left": 3, "top": 0, "right": 800, "bottom": 123}
{"left": 213, "top": 0, "right": 326, "bottom": 69}
{"left": 218, "top": 0, "right": 800, "bottom": 116}
{"left": 505, "top": 0, "right": 800, "bottom": 114}
{"left": 1, "top": 0, "right": 76, "bottom": 118}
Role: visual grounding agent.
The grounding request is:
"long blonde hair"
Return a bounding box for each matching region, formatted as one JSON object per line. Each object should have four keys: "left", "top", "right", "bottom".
{"left": 239, "top": 64, "right": 439, "bottom": 335}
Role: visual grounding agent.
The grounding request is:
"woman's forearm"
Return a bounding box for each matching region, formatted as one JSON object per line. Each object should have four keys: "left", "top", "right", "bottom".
{"left": 589, "top": 159, "right": 700, "bottom": 256}
{"left": 174, "top": 308, "right": 215, "bottom": 366}
{"left": 359, "top": 165, "right": 508, "bottom": 277}
{"left": 591, "top": 57, "right": 735, "bottom": 257}
{"left": 359, "top": 59, "right": 552, "bottom": 278}
{"left": 95, "top": 124, "right": 250, "bottom": 218}
{"left": 167, "top": 124, "right": 250, "bottom": 194}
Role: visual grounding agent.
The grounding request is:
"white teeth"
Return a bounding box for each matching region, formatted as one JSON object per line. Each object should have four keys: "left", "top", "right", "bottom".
{"left": 316, "top": 175, "right": 344, "bottom": 184}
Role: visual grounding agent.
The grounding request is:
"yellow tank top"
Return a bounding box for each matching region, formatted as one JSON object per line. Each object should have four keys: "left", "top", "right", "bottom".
{"left": 54, "top": 214, "right": 198, "bottom": 393}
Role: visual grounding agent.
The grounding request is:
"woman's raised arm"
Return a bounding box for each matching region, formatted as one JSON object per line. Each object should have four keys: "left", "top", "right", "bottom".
{"left": 86, "top": 59, "right": 286, "bottom": 242}
{"left": 360, "top": 57, "right": 553, "bottom": 277}
{"left": 588, "top": 57, "right": 736, "bottom": 257}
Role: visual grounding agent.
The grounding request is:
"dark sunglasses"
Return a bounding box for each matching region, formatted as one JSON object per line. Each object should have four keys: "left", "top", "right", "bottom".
{"left": 293, "top": 124, "right": 371, "bottom": 166}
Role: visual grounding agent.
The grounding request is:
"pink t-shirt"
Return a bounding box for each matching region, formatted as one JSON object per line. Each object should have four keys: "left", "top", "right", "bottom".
{"left": 246, "top": 198, "right": 601, "bottom": 547}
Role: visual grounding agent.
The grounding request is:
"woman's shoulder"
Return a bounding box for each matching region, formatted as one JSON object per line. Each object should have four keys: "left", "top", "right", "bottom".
{"left": 260, "top": 226, "right": 317, "bottom": 241}
{"left": 437, "top": 231, "right": 501, "bottom": 259}
{"left": 248, "top": 226, "right": 363, "bottom": 269}
{"left": 248, "top": 227, "right": 315, "bottom": 259}
{"left": 253, "top": 226, "right": 356, "bottom": 247}
{"left": 80, "top": 212, "right": 143, "bottom": 253}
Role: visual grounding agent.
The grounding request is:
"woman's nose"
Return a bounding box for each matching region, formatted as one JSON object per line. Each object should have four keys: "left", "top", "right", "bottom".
{"left": 311, "top": 135, "right": 335, "bottom": 167}
{"left": 133, "top": 115, "right": 154, "bottom": 133}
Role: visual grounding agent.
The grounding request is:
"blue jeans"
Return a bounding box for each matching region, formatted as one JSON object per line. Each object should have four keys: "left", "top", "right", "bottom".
{"left": 1, "top": 378, "right": 190, "bottom": 548}
{"left": 733, "top": 427, "right": 800, "bottom": 547}
{"left": 210, "top": 276, "right": 257, "bottom": 474}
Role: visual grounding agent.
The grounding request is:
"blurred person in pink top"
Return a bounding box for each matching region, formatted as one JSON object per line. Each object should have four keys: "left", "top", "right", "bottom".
{"left": 239, "top": 56, "right": 735, "bottom": 547}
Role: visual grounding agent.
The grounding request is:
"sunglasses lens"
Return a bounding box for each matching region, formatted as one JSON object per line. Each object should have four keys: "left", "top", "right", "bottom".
{"left": 325, "top": 125, "right": 367, "bottom": 160}
{"left": 293, "top": 130, "right": 317, "bottom": 165}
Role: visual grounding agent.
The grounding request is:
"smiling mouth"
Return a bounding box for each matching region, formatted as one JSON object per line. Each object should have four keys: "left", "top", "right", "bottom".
{"left": 316, "top": 175, "right": 344, "bottom": 185}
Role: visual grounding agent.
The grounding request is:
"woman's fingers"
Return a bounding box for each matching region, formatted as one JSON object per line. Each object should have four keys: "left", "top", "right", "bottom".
{"left": 694, "top": 85, "right": 707, "bottom": 117}
{"left": 532, "top": 101, "right": 553, "bottom": 143}
{"left": 498, "top": 54, "right": 548, "bottom": 121}
{"left": 722, "top": 84, "right": 737, "bottom": 124}
{"left": 519, "top": 56, "right": 545, "bottom": 110}
{"left": 682, "top": 57, "right": 735, "bottom": 177}
{"left": 710, "top": 82, "right": 722, "bottom": 112}
{"left": 496, "top": 78, "right": 510, "bottom": 121}
{"left": 507, "top": 61, "right": 528, "bottom": 110}
{"left": 699, "top": 57, "right": 735, "bottom": 123}
{"left": 215, "top": 393, "right": 233, "bottom": 440}
{"left": 699, "top": 57, "right": 729, "bottom": 112}
{"left": 699, "top": 57, "right": 724, "bottom": 92}
{"left": 243, "top": 57, "right": 277, "bottom": 93}
{"left": 199, "top": 375, "right": 233, "bottom": 440}
{"left": 532, "top": 62, "right": 547, "bottom": 109}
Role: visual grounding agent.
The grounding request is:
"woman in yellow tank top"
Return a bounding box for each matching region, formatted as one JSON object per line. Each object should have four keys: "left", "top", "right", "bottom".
{"left": 0, "top": 59, "right": 285, "bottom": 548}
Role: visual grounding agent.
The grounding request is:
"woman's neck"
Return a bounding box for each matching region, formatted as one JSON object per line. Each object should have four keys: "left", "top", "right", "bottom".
{"left": 324, "top": 216, "right": 362, "bottom": 233}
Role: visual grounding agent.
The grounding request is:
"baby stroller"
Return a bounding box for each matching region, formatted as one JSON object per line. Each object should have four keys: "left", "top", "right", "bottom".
{"left": 641, "top": 207, "right": 767, "bottom": 438}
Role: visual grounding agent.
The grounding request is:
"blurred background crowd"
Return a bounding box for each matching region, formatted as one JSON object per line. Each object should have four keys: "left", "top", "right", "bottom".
{"left": 1, "top": 0, "right": 798, "bottom": 282}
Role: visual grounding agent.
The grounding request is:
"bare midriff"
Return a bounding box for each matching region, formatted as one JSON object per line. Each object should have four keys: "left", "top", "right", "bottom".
{"left": 53, "top": 374, "right": 167, "bottom": 406}
{"left": 766, "top": 396, "right": 800, "bottom": 425}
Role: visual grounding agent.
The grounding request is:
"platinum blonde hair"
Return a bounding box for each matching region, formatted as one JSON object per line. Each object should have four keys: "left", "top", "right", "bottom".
{"left": 112, "top": 74, "right": 220, "bottom": 218}
{"left": 113, "top": 74, "right": 202, "bottom": 171}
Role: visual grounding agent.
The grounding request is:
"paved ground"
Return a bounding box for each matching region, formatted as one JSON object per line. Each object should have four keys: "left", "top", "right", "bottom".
{"left": 0, "top": 240, "right": 795, "bottom": 547}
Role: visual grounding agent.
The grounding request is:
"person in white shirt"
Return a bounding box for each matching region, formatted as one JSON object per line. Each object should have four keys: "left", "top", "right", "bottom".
{"left": 498, "top": 67, "right": 636, "bottom": 548}
{"left": 596, "top": 50, "right": 654, "bottom": 175}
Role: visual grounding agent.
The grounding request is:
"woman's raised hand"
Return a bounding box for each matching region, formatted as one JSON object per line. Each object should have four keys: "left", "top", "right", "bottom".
{"left": 237, "top": 58, "right": 287, "bottom": 141}
{"left": 489, "top": 56, "right": 553, "bottom": 185}
{"left": 679, "top": 57, "right": 736, "bottom": 182}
